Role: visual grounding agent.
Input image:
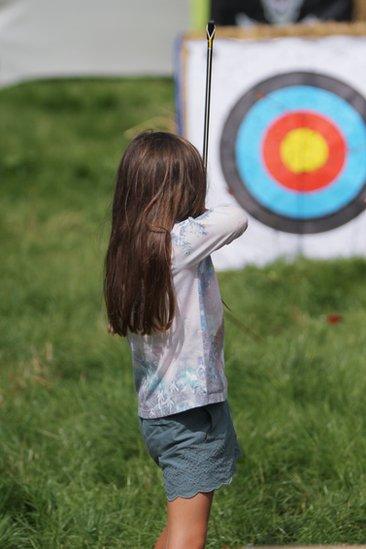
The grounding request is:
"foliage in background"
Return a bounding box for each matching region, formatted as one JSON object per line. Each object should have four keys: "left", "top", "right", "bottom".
{"left": 190, "top": 0, "right": 210, "bottom": 30}
{"left": 0, "top": 78, "right": 365, "bottom": 548}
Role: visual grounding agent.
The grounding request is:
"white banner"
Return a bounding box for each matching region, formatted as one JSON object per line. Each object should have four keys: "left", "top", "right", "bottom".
{"left": 177, "top": 32, "right": 366, "bottom": 270}
{"left": 0, "top": 0, "right": 189, "bottom": 87}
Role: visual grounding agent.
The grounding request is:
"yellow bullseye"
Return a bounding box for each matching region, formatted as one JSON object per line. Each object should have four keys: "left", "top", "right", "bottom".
{"left": 280, "top": 127, "right": 329, "bottom": 174}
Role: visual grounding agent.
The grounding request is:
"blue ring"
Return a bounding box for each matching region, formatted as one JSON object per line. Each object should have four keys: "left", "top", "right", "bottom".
{"left": 235, "top": 85, "right": 366, "bottom": 219}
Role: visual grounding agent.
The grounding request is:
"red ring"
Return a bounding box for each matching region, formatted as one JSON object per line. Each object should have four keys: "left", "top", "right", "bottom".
{"left": 262, "top": 111, "right": 347, "bottom": 192}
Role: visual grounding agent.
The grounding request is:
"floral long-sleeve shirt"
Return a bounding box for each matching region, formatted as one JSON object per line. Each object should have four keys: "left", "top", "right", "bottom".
{"left": 126, "top": 204, "right": 248, "bottom": 418}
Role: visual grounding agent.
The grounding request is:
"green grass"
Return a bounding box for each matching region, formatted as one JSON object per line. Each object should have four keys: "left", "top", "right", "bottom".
{"left": 1, "top": 78, "right": 365, "bottom": 548}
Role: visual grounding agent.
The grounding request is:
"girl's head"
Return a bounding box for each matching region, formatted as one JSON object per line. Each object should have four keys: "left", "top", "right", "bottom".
{"left": 104, "top": 130, "right": 207, "bottom": 336}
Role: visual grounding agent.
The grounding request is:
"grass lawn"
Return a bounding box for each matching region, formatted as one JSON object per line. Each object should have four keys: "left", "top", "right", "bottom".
{"left": 0, "top": 78, "right": 365, "bottom": 548}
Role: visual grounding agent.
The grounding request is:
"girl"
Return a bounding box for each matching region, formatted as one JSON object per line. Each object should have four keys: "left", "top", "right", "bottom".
{"left": 104, "top": 130, "right": 248, "bottom": 548}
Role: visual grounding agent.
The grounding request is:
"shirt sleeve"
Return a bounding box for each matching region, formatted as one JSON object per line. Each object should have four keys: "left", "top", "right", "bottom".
{"left": 171, "top": 203, "right": 248, "bottom": 273}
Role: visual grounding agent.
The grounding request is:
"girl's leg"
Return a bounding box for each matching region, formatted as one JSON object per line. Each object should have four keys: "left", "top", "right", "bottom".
{"left": 154, "top": 525, "right": 168, "bottom": 549}
{"left": 154, "top": 502, "right": 169, "bottom": 549}
{"left": 166, "top": 491, "right": 214, "bottom": 549}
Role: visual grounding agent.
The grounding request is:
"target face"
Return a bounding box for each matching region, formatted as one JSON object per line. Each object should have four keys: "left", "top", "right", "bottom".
{"left": 220, "top": 72, "right": 366, "bottom": 233}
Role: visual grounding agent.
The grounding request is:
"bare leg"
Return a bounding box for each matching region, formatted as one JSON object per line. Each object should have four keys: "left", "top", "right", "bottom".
{"left": 154, "top": 525, "right": 169, "bottom": 549}
{"left": 166, "top": 491, "right": 214, "bottom": 549}
{"left": 154, "top": 502, "right": 169, "bottom": 549}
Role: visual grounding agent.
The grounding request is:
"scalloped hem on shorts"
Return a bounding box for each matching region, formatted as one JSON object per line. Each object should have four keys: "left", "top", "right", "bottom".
{"left": 165, "top": 460, "right": 239, "bottom": 502}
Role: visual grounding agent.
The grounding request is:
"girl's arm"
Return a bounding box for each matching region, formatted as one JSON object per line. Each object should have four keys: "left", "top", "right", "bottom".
{"left": 171, "top": 204, "right": 248, "bottom": 273}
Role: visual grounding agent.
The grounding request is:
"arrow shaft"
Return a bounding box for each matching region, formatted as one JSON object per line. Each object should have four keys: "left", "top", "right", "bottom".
{"left": 203, "top": 43, "right": 213, "bottom": 169}
{"left": 203, "top": 21, "right": 216, "bottom": 170}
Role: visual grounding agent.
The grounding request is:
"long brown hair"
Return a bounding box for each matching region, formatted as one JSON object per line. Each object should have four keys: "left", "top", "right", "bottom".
{"left": 104, "top": 130, "right": 207, "bottom": 337}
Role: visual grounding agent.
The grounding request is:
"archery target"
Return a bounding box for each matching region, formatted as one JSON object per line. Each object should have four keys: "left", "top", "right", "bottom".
{"left": 220, "top": 72, "right": 366, "bottom": 234}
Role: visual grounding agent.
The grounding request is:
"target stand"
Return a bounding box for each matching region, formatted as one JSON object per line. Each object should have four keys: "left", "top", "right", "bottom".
{"left": 177, "top": 23, "right": 366, "bottom": 267}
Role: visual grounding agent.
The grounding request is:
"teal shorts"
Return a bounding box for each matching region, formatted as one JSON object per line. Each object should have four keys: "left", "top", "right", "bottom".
{"left": 138, "top": 399, "right": 243, "bottom": 501}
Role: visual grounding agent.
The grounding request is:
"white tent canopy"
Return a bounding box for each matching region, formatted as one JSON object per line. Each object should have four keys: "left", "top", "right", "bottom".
{"left": 0, "top": 0, "right": 190, "bottom": 87}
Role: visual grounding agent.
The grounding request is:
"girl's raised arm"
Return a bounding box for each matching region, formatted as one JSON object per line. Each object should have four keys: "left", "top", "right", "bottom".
{"left": 171, "top": 204, "right": 248, "bottom": 273}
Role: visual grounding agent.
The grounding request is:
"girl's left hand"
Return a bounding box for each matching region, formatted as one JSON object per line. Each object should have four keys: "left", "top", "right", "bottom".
{"left": 107, "top": 322, "right": 115, "bottom": 335}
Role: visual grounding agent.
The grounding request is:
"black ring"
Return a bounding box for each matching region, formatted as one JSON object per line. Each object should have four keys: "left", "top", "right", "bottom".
{"left": 220, "top": 71, "right": 366, "bottom": 234}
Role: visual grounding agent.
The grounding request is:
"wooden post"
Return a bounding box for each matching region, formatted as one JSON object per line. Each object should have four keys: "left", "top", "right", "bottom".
{"left": 354, "top": 0, "right": 366, "bottom": 21}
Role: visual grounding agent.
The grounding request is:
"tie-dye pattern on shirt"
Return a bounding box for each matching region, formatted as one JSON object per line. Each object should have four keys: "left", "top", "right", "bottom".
{"left": 126, "top": 205, "right": 248, "bottom": 419}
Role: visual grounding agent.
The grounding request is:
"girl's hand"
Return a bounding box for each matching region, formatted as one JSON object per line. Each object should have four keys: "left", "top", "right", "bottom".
{"left": 107, "top": 322, "right": 115, "bottom": 335}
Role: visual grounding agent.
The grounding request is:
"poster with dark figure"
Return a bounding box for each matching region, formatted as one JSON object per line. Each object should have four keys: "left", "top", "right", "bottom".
{"left": 211, "top": 0, "right": 353, "bottom": 26}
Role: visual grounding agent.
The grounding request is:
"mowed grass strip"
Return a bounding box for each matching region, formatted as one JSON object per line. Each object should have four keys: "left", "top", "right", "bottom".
{"left": 0, "top": 78, "right": 365, "bottom": 548}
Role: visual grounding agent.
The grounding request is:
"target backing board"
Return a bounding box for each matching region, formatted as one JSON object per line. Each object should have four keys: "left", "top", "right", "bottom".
{"left": 176, "top": 26, "right": 366, "bottom": 270}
